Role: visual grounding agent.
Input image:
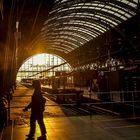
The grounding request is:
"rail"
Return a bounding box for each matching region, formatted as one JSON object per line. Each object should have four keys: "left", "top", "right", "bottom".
{"left": 4, "top": 90, "right": 140, "bottom": 123}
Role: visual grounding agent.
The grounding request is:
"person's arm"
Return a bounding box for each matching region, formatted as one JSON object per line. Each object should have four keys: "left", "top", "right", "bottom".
{"left": 23, "top": 102, "right": 32, "bottom": 112}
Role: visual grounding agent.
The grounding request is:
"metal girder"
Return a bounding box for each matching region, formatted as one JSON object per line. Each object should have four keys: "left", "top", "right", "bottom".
{"left": 42, "top": 28, "right": 95, "bottom": 48}
{"left": 46, "top": 42, "right": 74, "bottom": 51}
{"left": 53, "top": 0, "right": 137, "bottom": 14}
{"left": 45, "top": 27, "right": 98, "bottom": 40}
{"left": 44, "top": 28, "right": 95, "bottom": 39}
{"left": 45, "top": 38, "right": 79, "bottom": 50}
{"left": 39, "top": 0, "right": 138, "bottom": 54}
{"left": 46, "top": 9, "right": 121, "bottom": 27}
{"left": 44, "top": 15, "right": 111, "bottom": 30}
{"left": 46, "top": 35, "right": 84, "bottom": 47}
{"left": 49, "top": 8, "right": 124, "bottom": 24}
{"left": 42, "top": 16, "right": 111, "bottom": 37}
{"left": 44, "top": 32, "right": 89, "bottom": 43}
{"left": 45, "top": 46, "right": 71, "bottom": 53}
{"left": 44, "top": 22, "right": 103, "bottom": 36}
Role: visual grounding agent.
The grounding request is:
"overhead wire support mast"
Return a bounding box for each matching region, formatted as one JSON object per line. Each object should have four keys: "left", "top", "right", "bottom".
{"left": 14, "top": 21, "right": 21, "bottom": 74}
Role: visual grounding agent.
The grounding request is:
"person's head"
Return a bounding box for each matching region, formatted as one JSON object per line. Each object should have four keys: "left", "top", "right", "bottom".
{"left": 32, "top": 80, "right": 41, "bottom": 90}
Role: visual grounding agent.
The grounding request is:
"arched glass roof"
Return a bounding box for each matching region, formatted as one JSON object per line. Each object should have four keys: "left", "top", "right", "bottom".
{"left": 39, "top": 0, "right": 138, "bottom": 53}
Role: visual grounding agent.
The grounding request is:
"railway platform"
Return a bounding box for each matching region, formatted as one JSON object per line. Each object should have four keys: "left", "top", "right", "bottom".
{"left": 0, "top": 85, "right": 140, "bottom": 140}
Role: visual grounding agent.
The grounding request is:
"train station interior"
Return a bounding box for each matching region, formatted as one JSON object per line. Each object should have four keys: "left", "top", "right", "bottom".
{"left": 0, "top": 0, "right": 140, "bottom": 140}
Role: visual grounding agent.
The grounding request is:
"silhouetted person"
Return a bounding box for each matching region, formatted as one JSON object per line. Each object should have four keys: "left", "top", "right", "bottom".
{"left": 90, "top": 79, "right": 99, "bottom": 92}
{"left": 0, "top": 97, "right": 7, "bottom": 128}
{"left": 23, "top": 80, "right": 46, "bottom": 139}
{"left": 98, "top": 75, "right": 110, "bottom": 101}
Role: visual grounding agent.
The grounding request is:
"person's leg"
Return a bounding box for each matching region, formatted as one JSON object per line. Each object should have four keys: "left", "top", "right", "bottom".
{"left": 28, "top": 114, "right": 36, "bottom": 137}
{"left": 37, "top": 113, "right": 46, "bottom": 136}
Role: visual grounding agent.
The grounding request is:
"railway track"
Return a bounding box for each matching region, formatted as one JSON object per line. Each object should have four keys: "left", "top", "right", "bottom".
{"left": 44, "top": 95, "right": 114, "bottom": 116}
{"left": 43, "top": 91, "right": 140, "bottom": 118}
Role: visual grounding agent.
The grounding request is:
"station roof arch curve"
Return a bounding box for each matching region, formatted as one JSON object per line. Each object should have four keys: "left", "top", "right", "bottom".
{"left": 17, "top": 53, "right": 72, "bottom": 81}
{"left": 34, "top": 0, "right": 139, "bottom": 54}
{"left": 1, "top": 0, "right": 139, "bottom": 68}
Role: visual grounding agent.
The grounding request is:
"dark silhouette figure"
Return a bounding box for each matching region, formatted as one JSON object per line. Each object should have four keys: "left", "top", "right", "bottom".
{"left": 23, "top": 80, "right": 46, "bottom": 139}
{"left": 0, "top": 97, "right": 7, "bottom": 128}
{"left": 98, "top": 75, "right": 110, "bottom": 101}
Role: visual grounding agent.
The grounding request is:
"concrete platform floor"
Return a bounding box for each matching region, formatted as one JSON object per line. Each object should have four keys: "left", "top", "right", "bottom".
{"left": 1, "top": 115, "right": 140, "bottom": 140}
{"left": 1, "top": 85, "right": 140, "bottom": 140}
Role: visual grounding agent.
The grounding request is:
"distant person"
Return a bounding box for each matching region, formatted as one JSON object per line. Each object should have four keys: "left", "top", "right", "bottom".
{"left": 98, "top": 74, "right": 110, "bottom": 101}
{"left": 90, "top": 79, "right": 99, "bottom": 92}
{"left": 23, "top": 80, "right": 46, "bottom": 139}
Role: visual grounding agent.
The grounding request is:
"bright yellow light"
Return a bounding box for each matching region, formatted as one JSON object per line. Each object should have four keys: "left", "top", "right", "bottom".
{"left": 17, "top": 53, "right": 72, "bottom": 81}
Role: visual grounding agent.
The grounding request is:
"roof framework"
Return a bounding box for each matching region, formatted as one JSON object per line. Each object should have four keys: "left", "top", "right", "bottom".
{"left": 38, "top": 0, "right": 138, "bottom": 53}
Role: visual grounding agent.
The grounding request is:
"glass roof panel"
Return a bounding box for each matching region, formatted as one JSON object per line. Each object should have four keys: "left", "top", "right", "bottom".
{"left": 46, "top": 41, "right": 74, "bottom": 50}
{"left": 120, "top": 0, "right": 137, "bottom": 6}
{"left": 39, "top": 0, "right": 139, "bottom": 53}
{"left": 51, "top": 38, "right": 84, "bottom": 46}
{"left": 45, "top": 32, "right": 89, "bottom": 42}
{"left": 47, "top": 47, "right": 70, "bottom": 53}
{"left": 44, "top": 14, "right": 109, "bottom": 30}
{"left": 44, "top": 43, "right": 73, "bottom": 52}
{"left": 61, "top": 27, "right": 97, "bottom": 38}
{"left": 64, "top": 25, "right": 99, "bottom": 35}
{"left": 46, "top": 44, "right": 74, "bottom": 52}
{"left": 56, "top": 39, "right": 79, "bottom": 48}
{"left": 56, "top": 2, "right": 134, "bottom": 19}
{"left": 46, "top": 32, "right": 89, "bottom": 43}
{"left": 63, "top": 20, "right": 106, "bottom": 33}
{"left": 48, "top": 11, "right": 121, "bottom": 28}
{"left": 48, "top": 42, "right": 74, "bottom": 52}
{"left": 47, "top": 44, "right": 72, "bottom": 51}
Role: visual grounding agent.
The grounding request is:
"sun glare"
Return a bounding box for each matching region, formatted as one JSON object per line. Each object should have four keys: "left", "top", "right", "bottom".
{"left": 17, "top": 53, "right": 71, "bottom": 81}
{"left": 33, "top": 54, "right": 45, "bottom": 65}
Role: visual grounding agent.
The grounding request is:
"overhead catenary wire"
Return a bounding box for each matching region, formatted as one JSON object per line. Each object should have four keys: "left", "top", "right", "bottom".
{"left": 27, "top": 61, "right": 67, "bottom": 78}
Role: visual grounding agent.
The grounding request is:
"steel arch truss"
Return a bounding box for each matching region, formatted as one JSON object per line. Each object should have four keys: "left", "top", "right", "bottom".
{"left": 39, "top": 0, "right": 138, "bottom": 53}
